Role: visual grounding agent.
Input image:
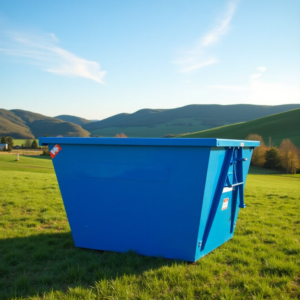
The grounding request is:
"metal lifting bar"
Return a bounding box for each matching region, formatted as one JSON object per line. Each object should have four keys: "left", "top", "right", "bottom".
{"left": 201, "top": 147, "right": 247, "bottom": 250}
{"left": 201, "top": 147, "right": 234, "bottom": 251}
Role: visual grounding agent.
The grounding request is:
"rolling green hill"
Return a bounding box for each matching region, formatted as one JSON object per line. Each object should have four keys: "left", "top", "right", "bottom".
{"left": 181, "top": 108, "right": 300, "bottom": 147}
{"left": 83, "top": 104, "right": 300, "bottom": 137}
{"left": 55, "top": 114, "right": 93, "bottom": 125}
{"left": 2, "top": 105, "right": 300, "bottom": 139}
{"left": 0, "top": 109, "right": 90, "bottom": 138}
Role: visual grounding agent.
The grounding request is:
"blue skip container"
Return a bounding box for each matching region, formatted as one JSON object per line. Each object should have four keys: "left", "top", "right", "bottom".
{"left": 39, "top": 137, "right": 259, "bottom": 262}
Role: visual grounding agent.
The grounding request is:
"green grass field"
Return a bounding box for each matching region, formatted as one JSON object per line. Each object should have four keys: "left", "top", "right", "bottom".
{"left": 1, "top": 155, "right": 299, "bottom": 299}
{"left": 181, "top": 109, "right": 300, "bottom": 148}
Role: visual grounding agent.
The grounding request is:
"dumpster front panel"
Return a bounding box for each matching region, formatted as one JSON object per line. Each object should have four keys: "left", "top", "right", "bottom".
{"left": 48, "top": 143, "right": 211, "bottom": 261}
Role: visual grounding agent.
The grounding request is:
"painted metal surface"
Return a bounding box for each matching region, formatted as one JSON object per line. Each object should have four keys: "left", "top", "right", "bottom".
{"left": 39, "top": 137, "right": 259, "bottom": 262}
{"left": 40, "top": 137, "right": 260, "bottom": 147}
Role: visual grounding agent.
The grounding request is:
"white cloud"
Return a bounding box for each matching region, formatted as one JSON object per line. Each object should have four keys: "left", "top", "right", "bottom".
{"left": 0, "top": 30, "right": 106, "bottom": 84}
{"left": 181, "top": 58, "right": 218, "bottom": 73}
{"left": 202, "top": 0, "right": 239, "bottom": 47}
{"left": 257, "top": 66, "right": 266, "bottom": 73}
{"left": 209, "top": 67, "right": 300, "bottom": 105}
{"left": 49, "top": 33, "right": 59, "bottom": 42}
{"left": 175, "top": 0, "right": 240, "bottom": 73}
{"left": 251, "top": 66, "right": 267, "bottom": 79}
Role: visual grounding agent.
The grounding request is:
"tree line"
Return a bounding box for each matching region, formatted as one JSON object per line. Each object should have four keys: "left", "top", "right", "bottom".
{"left": 0, "top": 136, "right": 40, "bottom": 151}
{"left": 21, "top": 139, "right": 39, "bottom": 149}
{"left": 246, "top": 134, "right": 300, "bottom": 174}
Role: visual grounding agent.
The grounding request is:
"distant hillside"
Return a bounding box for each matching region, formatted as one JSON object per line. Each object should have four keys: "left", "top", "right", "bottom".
{"left": 83, "top": 104, "right": 300, "bottom": 137}
{"left": 55, "top": 115, "right": 93, "bottom": 126}
{"left": 2, "top": 105, "right": 300, "bottom": 139}
{"left": 0, "top": 109, "right": 34, "bottom": 139}
{"left": 181, "top": 109, "right": 300, "bottom": 147}
{"left": 0, "top": 109, "right": 90, "bottom": 138}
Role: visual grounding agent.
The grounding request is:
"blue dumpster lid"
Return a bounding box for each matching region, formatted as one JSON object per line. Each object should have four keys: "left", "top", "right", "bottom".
{"left": 39, "top": 137, "right": 260, "bottom": 147}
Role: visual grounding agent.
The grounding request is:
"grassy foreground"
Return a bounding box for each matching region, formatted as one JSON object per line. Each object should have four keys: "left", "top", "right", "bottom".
{"left": 0, "top": 155, "right": 299, "bottom": 299}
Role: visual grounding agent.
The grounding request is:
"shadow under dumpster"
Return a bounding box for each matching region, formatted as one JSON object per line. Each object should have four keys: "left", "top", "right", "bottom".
{"left": 0, "top": 232, "right": 185, "bottom": 299}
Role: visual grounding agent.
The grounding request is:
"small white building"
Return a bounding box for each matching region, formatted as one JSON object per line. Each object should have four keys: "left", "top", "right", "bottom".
{"left": 0, "top": 143, "right": 8, "bottom": 150}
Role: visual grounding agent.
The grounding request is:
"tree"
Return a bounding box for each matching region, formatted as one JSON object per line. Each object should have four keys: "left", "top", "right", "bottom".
{"left": 31, "top": 140, "right": 39, "bottom": 149}
{"left": 279, "top": 139, "right": 299, "bottom": 174}
{"left": 6, "top": 136, "right": 13, "bottom": 152}
{"left": 246, "top": 134, "right": 267, "bottom": 166}
{"left": 24, "top": 139, "right": 32, "bottom": 149}
{"left": 1, "top": 136, "right": 6, "bottom": 151}
{"left": 264, "top": 148, "right": 281, "bottom": 170}
{"left": 42, "top": 146, "right": 50, "bottom": 156}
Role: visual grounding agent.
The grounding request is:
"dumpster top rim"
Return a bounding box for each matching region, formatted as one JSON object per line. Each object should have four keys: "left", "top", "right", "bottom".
{"left": 39, "top": 137, "right": 260, "bottom": 147}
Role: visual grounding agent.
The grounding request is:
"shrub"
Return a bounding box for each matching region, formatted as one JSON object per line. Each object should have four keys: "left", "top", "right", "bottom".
{"left": 115, "top": 133, "right": 127, "bottom": 138}
{"left": 246, "top": 134, "right": 267, "bottom": 166}
{"left": 279, "top": 139, "right": 299, "bottom": 174}
{"left": 42, "top": 146, "right": 50, "bottom": 156}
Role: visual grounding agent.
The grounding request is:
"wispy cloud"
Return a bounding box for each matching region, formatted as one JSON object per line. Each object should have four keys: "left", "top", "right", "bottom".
{"left": 251, "top": 66, "right": 266, "bottom": 79}
{"left": 257, "top": 66, "right": 266, "bottom": 73}
{"left": 181, "top": 58, "right": 218, "bottom": 73}
{"left": 175, "top": 0, "right": 240, "bottom": 73}
{"left": 202, "top": 0, "right": 239, "bottom": 47}
{"left": 0, "top": 31, "right": 106, "bottom": 84}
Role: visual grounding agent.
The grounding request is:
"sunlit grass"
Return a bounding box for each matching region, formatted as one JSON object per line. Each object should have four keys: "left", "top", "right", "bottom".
{"left": 0, "top": 155, "right": 299, "bottom": 299}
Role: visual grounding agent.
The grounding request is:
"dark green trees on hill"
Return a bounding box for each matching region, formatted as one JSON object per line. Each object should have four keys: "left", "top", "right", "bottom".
{"left": 264, "top": 148, "right": 281, "bottom": 170}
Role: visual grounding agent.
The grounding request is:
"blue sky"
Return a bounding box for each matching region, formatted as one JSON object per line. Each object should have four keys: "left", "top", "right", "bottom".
{"left": 0, "top": 0, "right": 299, "bottom": 120}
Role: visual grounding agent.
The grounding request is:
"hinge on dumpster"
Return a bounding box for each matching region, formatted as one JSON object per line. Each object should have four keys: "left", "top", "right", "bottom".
{"left": 225, "top": 152, "right": 247, "bottom": 189}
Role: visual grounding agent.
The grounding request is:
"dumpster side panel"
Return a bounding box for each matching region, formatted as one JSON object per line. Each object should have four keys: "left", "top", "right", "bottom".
{"left": 49, "top": 143, "right": 211, "bottom": 261}
{"left": 195, "top": 147, "right": 253, "bottom": 261}
{"left": 195, "top": 148, "right": 226, "bottom": 260}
